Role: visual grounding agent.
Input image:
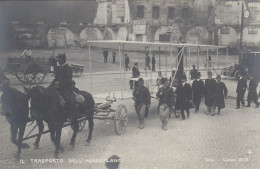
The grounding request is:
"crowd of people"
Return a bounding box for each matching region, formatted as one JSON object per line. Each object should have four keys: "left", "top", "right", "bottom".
{"left": 131, "top": 66, "right": 259, "bottom": 131}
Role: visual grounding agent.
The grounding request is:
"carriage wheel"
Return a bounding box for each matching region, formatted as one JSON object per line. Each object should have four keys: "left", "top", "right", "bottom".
{"left": 24, "top": 63, "right": 46, "bottom": 84}
{"left": 15, "top": 72, "right": 28, "bottom": 83}
{"left": 72, "top": 68, "right": 83, "bottom": 77}
{"left": 114, "top": 104, "right": 128, "bottom": 135}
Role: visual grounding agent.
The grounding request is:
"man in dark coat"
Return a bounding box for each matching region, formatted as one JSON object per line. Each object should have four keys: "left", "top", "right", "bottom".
{"left": 212, "top": 75, "right": 228, "bottom": 115}
{"left": 133, "top": 78, "right": 151, "bottom": 129}
{"left": 129, "top": 63, "right": 140, "bottom": 90}
{"left": 50, "top": 53, "right": 74, "bottom": 114}
{"left": 156, "top": 78, "right": 175, "bottom": 130}
{"left": 235, "top": 72, "right": 247, "bottom": 109}
{"left": 190, "top": 65, "right": 198, "bottom": 80}
{"left": 103, "top": 49, "right": 108, "bottom": 63}
{"left": 144, "top": 53, "right": 151, "bottom": 70}
{"left": 175, "top": 76, "right": 192, "bottom": 120}
{"left": 192, "top": 72, "right": 204, "bottom": 113}
{"left": 112, "top": 51, "right": 116, "bottom": 63}
{"left": 152, "top": 54, "right": 156, "bottom": 71}
{"left": 125, "top": 54, "right": 130, "bottom": 71}
{"left": 246, "top": 75, "right": 259, "bottom": 108}
{"left": 204, "top": 71, "right": 216, "bottom": 115}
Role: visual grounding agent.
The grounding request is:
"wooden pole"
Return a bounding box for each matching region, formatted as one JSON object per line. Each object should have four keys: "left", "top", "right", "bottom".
{"left": 88, "top": 44, "right": 93, "bottom": 93}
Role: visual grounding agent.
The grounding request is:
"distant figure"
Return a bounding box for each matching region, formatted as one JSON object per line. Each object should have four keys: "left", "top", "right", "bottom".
{"left": 175, "top": 75, "right": 192, "bottom": 120}
{"left": 125, "top": 54, "right": 130, "bottom": 71}
{"left": 133, "top": 78, "right": 151, "bottom": 129}
{"left": 235, "top": 72, "right": 247, "bottom": 109}
{"left": 246, "top": 75, "right": 259, "bottom": 108}
{"left": 152, "top": 54, "right": 156, "bottom": 71}
{"left": 105, "top": 155, "right": 120, "bottom": 169}
{"left": 190, "top": 65, "right": 198, "bottom": 80}
{"left": 204, "top": 71, "right": 216, "bottom": 115}
{"left": 112, "top": 51, "right": 116, "bottom": 63}
{"left": 192, "top": 72, "right": 204, "bottom": 113}
{"left": 130, "top": 62, "right": 140, "bottom": 89}
{"left": 212, "top": 75, "right": 228, "bottom": 115}
{"left": 205, "top": 56, "right": 212, "bottom": 68}
{"left": 21, "top": 47, "right": 32, "bottom": 60}
{"left": 156, "top": 78, "right": 175, "bottom": 130}
{"left": 103, "top": 49, "right": 108, "bottom": 63}
{"left": 144, "top": 53, "right": 151, "bottom": 70}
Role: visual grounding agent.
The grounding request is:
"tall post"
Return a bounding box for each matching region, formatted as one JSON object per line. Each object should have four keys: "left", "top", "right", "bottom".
{"left": 159, "top": 46, "right": 161, "bottom": 72}
{"left": 206, "top": 48, "right": 209, "bottom": 73}
{"left": 88, "top": 44, "right": 93, "bottom": 93}
{"left": 170, "top": 47, "right": 173, "bottom": 73}
{"left": 188, "top": 47, "right": 191, "bottom": 83}
{"left": 240, "top": 0, "right": 244, "bottom": 52}
{"left": 119, "top": 43, "right": 123, "bottom": 99}
{"left": 197, "top": 47, "right": 199, "bottom": 72}
{"left": 165, "top": 47, "right": 167, "bottom": 77}
{"left": 149, "top": 45, "right": 152, "bottom": 92}
{"left": 177, "top": 45, "right": 184, "bottom": 84}
{"left": 217, "top": 48, "right": 219, "bottom": 74}
{"left": 123, "top": 44, "right": 125, "bottom": 93}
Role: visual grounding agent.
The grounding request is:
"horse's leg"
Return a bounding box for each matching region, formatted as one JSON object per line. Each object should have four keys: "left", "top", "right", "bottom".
{"left": 86, "top": 116, "right": 94, "bottom": 146}
{"left": 34, "top": 119, "right": 44, "bottom": 149}
{"left": 15, "top": 122, "right": 26, "bottom": 160}
{"left": 10, "top": 123, "right": 18, "bottom": 145}
{"left": 54, "top": 123, "right": 62, "bottom": 158}
{"left": 69, "top": 119, "right": 79, "bottom": 150}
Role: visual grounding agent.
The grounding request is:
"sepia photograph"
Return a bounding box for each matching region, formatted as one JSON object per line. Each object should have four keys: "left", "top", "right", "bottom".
{"left": 0, "top": 0, "right": 259, "bottom": 168}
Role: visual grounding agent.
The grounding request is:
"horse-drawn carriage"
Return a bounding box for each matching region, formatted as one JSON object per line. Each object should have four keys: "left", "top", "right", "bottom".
{"left": 5, "top": 56, "right": 84, "bottom": 84}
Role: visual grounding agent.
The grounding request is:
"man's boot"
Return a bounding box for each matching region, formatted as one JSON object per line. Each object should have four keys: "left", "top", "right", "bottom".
{"left": 138, "top": 120, "right": 144, "bottom": 129}
{"left": 217, "top": 108, "right": 220, "bottom": 115}
{"left": 163, "top": 122, "right": 167, "bottom": 130}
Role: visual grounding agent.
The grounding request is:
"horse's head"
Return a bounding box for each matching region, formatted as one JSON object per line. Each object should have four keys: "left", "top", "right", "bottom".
{"left": 24, "top": 86, "right": 46, "bottom": 119}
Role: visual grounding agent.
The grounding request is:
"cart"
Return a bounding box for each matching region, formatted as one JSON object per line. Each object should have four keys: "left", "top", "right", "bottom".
{"left": 5, "top": 56, "right": 84, "bottom": 85}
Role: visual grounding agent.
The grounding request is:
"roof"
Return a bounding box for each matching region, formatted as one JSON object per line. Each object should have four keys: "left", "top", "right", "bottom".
{"left": 88, "top": 40, "right": 227, "bottom": 51}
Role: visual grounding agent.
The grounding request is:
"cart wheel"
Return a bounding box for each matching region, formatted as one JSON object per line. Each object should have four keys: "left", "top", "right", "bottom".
{"left": 15, "top": 71, "right": 27, "bottom": 83}
{"left": 114, "top": 104, "right": 128, "bottom": 135}
{"left": 79, "top": 119, "right": 86, "bottom": 131}
{"left": 24, "top": 63, "right": 46, "bottom": 84}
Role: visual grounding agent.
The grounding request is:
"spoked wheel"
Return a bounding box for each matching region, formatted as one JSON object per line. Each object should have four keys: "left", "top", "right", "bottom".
{"left": 15, "top": 71, "right": 27, "bottom": 83}
{"left": 114, "top": 104, "right": 128, "bottom": 135}
{"left": 24, "top": 63, "right": 46, "bottom": 84}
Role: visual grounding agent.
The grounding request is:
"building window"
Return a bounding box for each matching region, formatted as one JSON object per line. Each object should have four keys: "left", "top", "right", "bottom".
{"left": 137, "top": 5, "right": 144, "bottom": 18}
{"left": 168, "top": 7, "right": 175, "bottom": 19}
{"left": 136, "top": 34, "right": 143, "bottom": 41}
{"left": 152, "top": 6, "right": 160, "bottom": 19}
{"left": 182, "top": 7, "right": 189, "bottom": 19}
{"left": 159, "top": 34, "right": 171, "bottom": 42}
{"left": 208, "top": 5, "right": 213, "bottom": 18}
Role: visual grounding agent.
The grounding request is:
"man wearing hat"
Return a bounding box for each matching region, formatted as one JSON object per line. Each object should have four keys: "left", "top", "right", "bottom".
{"left": 204, "top": 71, "right": 216, "bottom": 115}
{"left": 50, "top": 53, "right": 74, "bottom": 115}
{"left": 246, "top": 75, "right": 258, "bottom": 108}
{"left": 235, "top": 72, "right": 247, "bottom": 109}
{"left": 133, "top": 78, "right": 151, "bottom": 129}
{"left": 103, "top": 49, "right": 108, "bottom": 63}
{"left": 175, "top": 75, "right": 192, "bottom": 120}
{"left": 192, "top": 72, "right": 204, "bottom": 113}
{"left": 156, "top": 78, "right": 175, "bottom": 130}
{"left": 212, "top": 75, "right": 228, "bottom": 115}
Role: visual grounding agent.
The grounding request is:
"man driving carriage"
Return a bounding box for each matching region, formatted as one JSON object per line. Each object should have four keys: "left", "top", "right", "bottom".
{"left": 50, "top": 53, "right": 76, "bottom": 117}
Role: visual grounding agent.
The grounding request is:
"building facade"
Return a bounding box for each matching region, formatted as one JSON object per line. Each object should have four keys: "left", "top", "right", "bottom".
{"left": 1, "top": 0, "right": 260, "bottom": 50}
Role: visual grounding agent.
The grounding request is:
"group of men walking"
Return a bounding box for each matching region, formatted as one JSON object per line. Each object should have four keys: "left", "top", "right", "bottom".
{"left": 132, "top": 67, "right": 259, "bottom": 131}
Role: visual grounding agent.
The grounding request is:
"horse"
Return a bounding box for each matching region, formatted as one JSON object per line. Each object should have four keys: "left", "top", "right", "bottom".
{"left": 24, "top": 85, "right": 95, "bottom": 158}
{"left": 0, "top": 74, "right": 39, "bottom": 160}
